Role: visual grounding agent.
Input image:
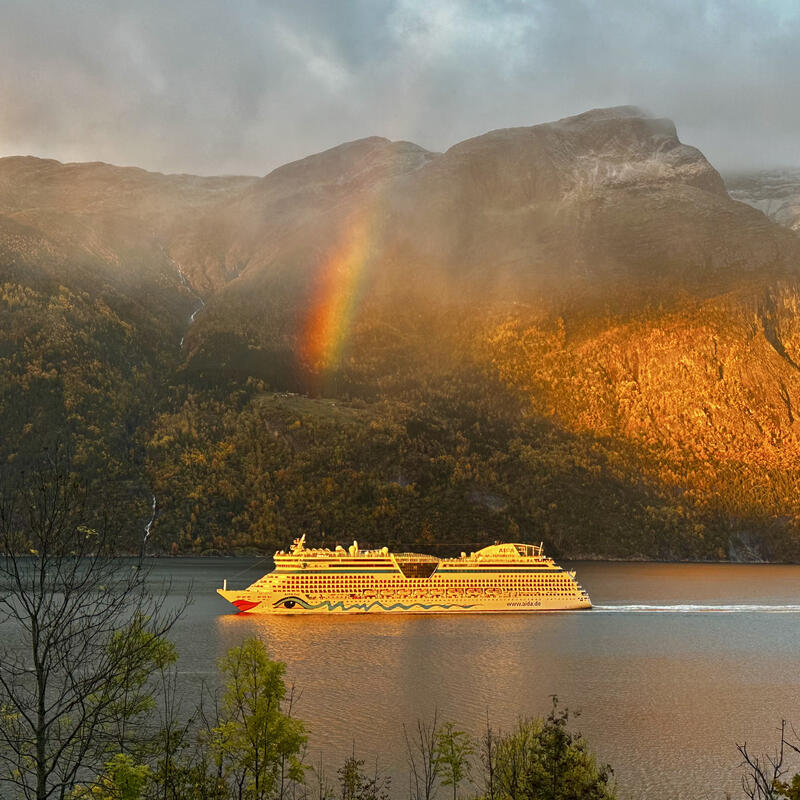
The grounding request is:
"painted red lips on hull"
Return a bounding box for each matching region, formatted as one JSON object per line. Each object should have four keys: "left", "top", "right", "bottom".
{"left": 232, "top": 599, "right": 261, "bottom": 613}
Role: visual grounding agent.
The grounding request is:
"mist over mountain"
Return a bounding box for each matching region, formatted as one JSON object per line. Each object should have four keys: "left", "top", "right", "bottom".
{"left": 725, "top": 168, "right": 800, "bottom": 232}
{"left": 169, "top": 106, "right": 800, "bottom": 305}
{"left": 3, "top": 107, "right": 800, "bottom": 560}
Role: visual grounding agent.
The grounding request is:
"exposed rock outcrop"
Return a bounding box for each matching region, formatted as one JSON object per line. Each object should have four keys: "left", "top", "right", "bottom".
{"left": 4, "top": 107, "right": 800, "bottom": 557}
{"left": 725, "top": 168, "right": 800, "bottom": 232}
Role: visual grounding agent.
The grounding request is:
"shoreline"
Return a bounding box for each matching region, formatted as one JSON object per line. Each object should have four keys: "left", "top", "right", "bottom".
{"left": 134, "top": 551, "right": 800, "bottom": 565}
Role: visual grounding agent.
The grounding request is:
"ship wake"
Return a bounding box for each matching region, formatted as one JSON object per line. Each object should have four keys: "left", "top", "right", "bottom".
{"left": 593, "top": 603, "right": 800, "bottom": 613}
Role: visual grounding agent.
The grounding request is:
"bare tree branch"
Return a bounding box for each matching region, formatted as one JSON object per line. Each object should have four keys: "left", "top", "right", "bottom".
{"left": 0, "top": 450, "right": 187, "bottom": 800}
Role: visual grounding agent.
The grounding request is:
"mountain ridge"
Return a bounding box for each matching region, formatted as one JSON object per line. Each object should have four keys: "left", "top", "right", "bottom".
{"left": 3, "top": 106, "right": 800, "bottom": 559}
{"left": 725, "top": 167, "right": 800, "bottom": 232}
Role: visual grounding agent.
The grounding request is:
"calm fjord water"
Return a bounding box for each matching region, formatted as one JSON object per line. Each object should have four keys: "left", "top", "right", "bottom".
{"left": 160, "top": 560, "right": 800, "bottom": 800}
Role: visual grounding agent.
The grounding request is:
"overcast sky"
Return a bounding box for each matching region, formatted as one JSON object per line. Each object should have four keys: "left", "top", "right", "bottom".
{"left": 1, "top": 0, "right": 799, "bottom": 176}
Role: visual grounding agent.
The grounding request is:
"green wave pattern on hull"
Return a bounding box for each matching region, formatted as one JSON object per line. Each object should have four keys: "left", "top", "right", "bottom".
{"left": 274, "top": 596, "right": 477, "bottom": 612}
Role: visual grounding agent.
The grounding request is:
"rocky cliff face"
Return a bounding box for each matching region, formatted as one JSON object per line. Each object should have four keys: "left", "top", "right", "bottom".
{"left": 725, "top": 168, "right": 800, "bottom": 232}
{"left": 372, "top": 107, "right": 798, "bottom": 302}
{"left": 155, "top": 106, "right": 800, "bottom": 368}
{"left": 167, "top": 137, "right": 437, "bottom": 294}
{"left": 0, "top": 154, "right": 255, "bottom": 311}
{"left": 4, "top": 108, "right": 797, "bottom": 314}
{"left": 3, "top": 107, "right": 800, "bottom": 558}
{"left": 171, "top": 106, "right": 800, "bottom": 305}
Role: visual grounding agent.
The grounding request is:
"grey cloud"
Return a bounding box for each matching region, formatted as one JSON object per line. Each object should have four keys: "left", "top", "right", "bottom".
{"left": 1, "top": 0, "right": 798, "bottom": 175}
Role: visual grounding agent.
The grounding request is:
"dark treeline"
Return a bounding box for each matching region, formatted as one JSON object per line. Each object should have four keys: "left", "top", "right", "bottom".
{"left": 4, "top": 268, "right": 800, "bottom": 562}
{"left": 1, "top": 459, "right": 798, "bottom": 800}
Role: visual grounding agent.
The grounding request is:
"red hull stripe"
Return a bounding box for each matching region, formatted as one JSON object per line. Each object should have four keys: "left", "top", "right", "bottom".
{"left": 232, "top": 599, "right": 261, "bottom": 613}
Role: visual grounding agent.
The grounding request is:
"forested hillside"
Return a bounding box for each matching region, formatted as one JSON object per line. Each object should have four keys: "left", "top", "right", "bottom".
{"left": 3, "top": 108, "right": 800, "bottom": 559}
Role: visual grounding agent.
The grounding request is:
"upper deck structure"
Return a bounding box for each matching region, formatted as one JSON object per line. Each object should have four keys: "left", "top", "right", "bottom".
{"left": 217, "top": 536, "right": 591, "bottom": 613}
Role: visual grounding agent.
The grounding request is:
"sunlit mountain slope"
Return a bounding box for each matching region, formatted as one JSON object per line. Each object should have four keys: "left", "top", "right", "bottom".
{"left": 3, "top": 108, "right": 800, "bottom": 558}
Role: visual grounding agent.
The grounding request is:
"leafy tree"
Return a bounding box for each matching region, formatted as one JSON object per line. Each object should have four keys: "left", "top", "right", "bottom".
{"left": 336, "top": 748, "right": 390, "bottom": 800}
{"left": 775, "top": 776, "right": 800, "bottom": 800}
{"left": 71, "top": 754, "right": 151, "bottom": 800}
{"left": 434, "top": 722, "right": 474, "bottom": 800}
{"left": 210, "top": 638, "right": 306, "bottom": 800}
{"left": 490, "top": 698, "right": 615, "bottom": 800}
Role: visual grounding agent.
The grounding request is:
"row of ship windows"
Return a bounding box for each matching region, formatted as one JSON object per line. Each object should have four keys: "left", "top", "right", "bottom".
{"left": 283, "top": 579, "right": 567, "bottom": 585}
{"left": 278, "top": 576, "right": 572, "bottom": 586}
{"left": 278, "top": 582, "right": 572, "bottom": 588}
{"left": 279, "top": 578, "right": 571, "bottom": 583}
{"left": 288, "top": 586, "right": 578, "bottom": 599}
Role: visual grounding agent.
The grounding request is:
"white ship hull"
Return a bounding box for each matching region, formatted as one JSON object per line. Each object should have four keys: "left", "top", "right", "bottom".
{"left": 217, "top": 589, "right": 590, "bottom": 613}
{"left": 218, "top": 538, "right": 592, "bottom": 614}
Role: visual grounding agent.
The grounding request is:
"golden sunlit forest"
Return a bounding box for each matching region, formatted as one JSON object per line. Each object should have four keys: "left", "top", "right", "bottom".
{"left": 3, "top": 108, "right": 800, "bottom": 560}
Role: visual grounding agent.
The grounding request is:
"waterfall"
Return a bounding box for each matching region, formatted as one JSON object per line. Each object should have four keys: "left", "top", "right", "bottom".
{"left": 189, "top": 295, "right": 205, "bottom": 324}
{"left": 169, "top": 255, "right": 205, "bottom": 347}
{"left": 141, "top": 495, "right": 157, "bottom": 558}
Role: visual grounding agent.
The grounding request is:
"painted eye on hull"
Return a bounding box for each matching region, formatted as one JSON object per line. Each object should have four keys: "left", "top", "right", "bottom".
{"left": 283, "top": 600, "right": 296, "bottom": 609}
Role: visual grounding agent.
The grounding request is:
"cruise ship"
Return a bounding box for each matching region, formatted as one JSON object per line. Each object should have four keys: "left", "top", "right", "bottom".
{"left": 217, "top": 536, "right": 591, "bottom": 613}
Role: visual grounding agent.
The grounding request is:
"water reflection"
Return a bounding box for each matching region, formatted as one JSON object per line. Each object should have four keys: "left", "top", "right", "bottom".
{"left": 171, "top": 561, "right": 800, "bottom": 799}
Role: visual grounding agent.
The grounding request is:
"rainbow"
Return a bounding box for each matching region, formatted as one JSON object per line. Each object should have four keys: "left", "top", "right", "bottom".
{"left": 300, "top": 213, "right": 374, "bottom": 371}
{"left": 299, "top": 141, "right": 421, "bottom": 376}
